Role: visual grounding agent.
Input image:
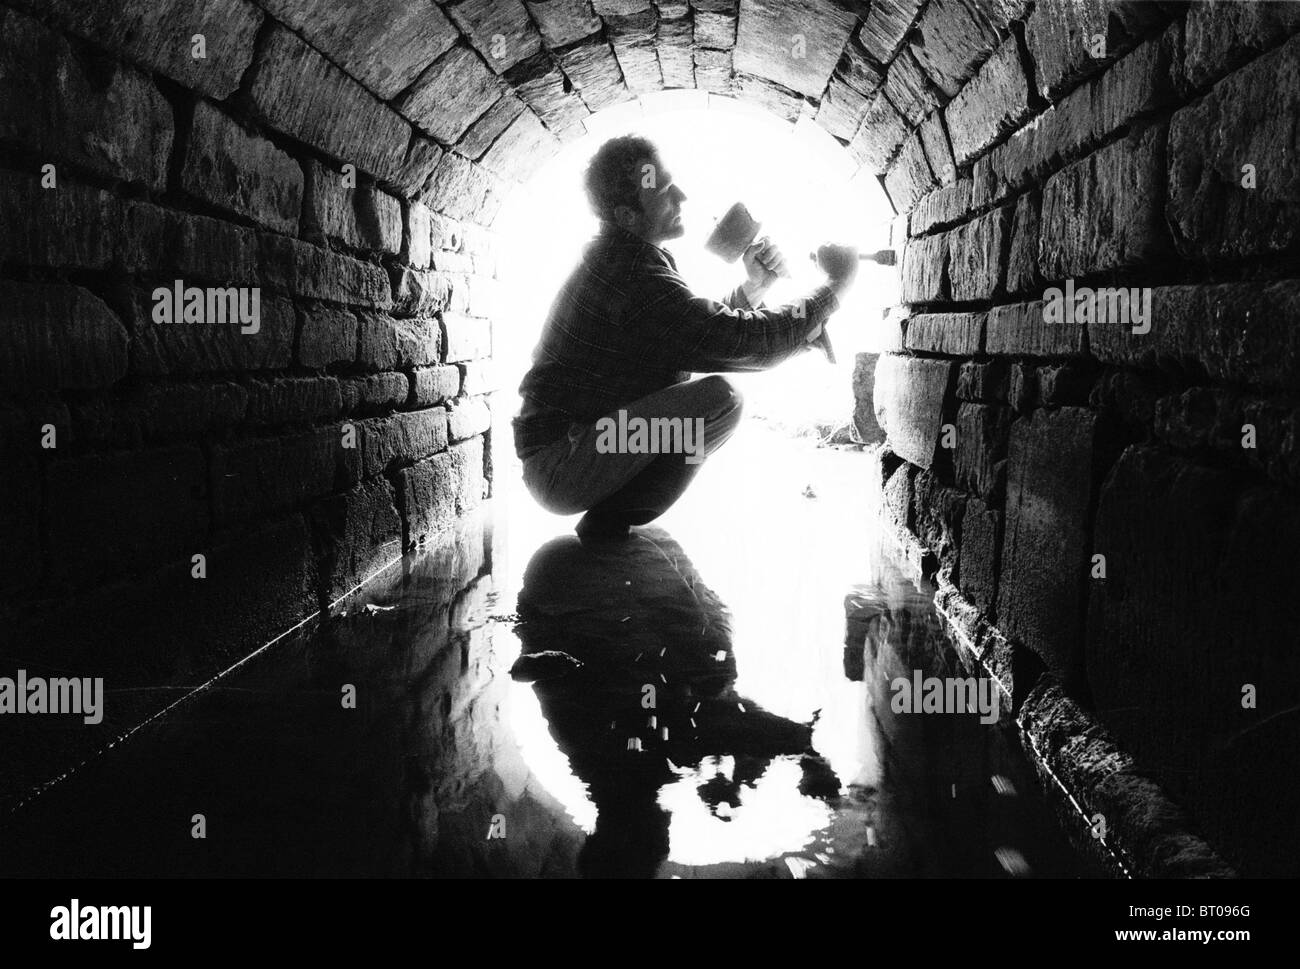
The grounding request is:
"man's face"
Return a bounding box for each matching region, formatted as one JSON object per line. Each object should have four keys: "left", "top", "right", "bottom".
{"left": 626, "top": 155, "right": 687, "bottom": 245}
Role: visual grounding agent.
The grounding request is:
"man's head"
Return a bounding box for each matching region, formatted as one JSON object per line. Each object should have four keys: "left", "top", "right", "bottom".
{"left": 584, "top": 135, "right": 687, "bottom": 246}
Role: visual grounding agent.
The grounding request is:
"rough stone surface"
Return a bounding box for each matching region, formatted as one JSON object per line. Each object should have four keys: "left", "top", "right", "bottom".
{"left": 397, "top": 45, "right": 503, "bottom": 144}
{"left": 1182, "top": 0, "right": 1300, "bottom": 92}
{"left": 903, "top": 313, "right": 985, "bottom": 356}
{"left": 947, "top": 205, "right": 1009, "bottom": 301}
{"left": 258, "top": 0, "right": 458, "bottom": 99}
{"left": 361, "top": 409, "right": 449, "bottom": 477}
{"left": 1038, "top": 122, "right": 1169, "bottom": 280}
{"left": 910, "top": 178, "right": 972, "bottom": 234}
{"left": 246, "top": 24, "right": 411, "bottom": 183}
{"left": 1005, "top": 191, "right": 1041, "bottom": 294}
{"left": 182, "top": 101, "right": 302, "bottom": 234}
{"left": 131, "top": 292, "right": 296, "bottom": 376}
{"left": 507, "top": 53, "right": 592, "bottom": 134}
{"left": 984, "top": 300, "right": 1085, "bottom": 358}
{"left": 955, "top": 402, "right": 1010, "bottom": 503}
{"left": 527, "top": 0, "right": 603, "bottom": 48}
{"left": 557, "top": 37, "right": 631, "bottom": 112}
{"left": 851, "top": 352, "right": 885, "bottom": 444}
{"left": 0, "top": 8, "right": 174, "bottom": 190}
{"left": 211, "top": 426, "right": 359, "bottom": 526}
{"left": 873, "top": 355, "right": 954, "bottom": 470}
{"left": 900, "top": 232, "right": 948, "bottom": 304}
{"left": 0, "top": 282, "right": 128, "bottom": 391}
{"left": 815, "top": 75, "right": 873, "bottom": 141}
{"left": 957, "top": 359, "right": 1009, "bottom": 403}
{"left": 846, "top": 93, "right": 909, "bottom": 173}
{"left": 312, "top": 476, "right": 403, "bottom": 601}
{"left": 258, "top": 235, "right": 392, "bottom": 308}
{"left": 733, "top": 0, "right": 856, "bottom": 98}
{"left": 455, "top": 94, "right": 529, "bottom": 160}
{"left": 413, "top": 366, "right": 463, "bottom": 406}
{"left": 997, "top": 407, "right": 1096, "bottom": 685}
{"left": 1024, "top": 0, "right": 1163, "bottom": 100}
{"left": 944, "top": 36, "right": 1031, "bottom": 166}
{"left": 918, "top": 111, "right": 956, "bottom": 185}
{"left": 884, "top": 130, "right": 938, "bottom": 214}
{"left": 447, "top": 0, "right": 545, "bottom": 73}
{"left": 1168, "top": 33, "right": 1300, "bottom": 261}
{"left": 884, "top": 48, "right": 942, "bottom": 127}
{"left": 909, "top": 0, "right": 1019, "bottom": 98}
{"left": 959, "top": 495, "right": 1000, "bottom": 616}
{"left": 858, "top": 0, "right": 926, "bottom": 63}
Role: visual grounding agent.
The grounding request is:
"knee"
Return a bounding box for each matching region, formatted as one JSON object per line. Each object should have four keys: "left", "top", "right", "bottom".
{"left": 698, "top": 375, "right": 744, "bottom": 415}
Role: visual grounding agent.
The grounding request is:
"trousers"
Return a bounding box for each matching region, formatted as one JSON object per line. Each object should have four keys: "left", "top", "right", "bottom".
{"left": 520, "top": 375, "right": 744, "bottom": 525}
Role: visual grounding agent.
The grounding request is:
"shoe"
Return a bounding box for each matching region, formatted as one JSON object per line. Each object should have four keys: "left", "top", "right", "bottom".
{"left": 576, "top": 511, "right": 631, "bottom": 541}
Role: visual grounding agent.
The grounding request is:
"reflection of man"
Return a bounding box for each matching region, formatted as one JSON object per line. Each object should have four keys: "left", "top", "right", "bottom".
{"left": 513, "top": 135, "right": 860, "bottom": 540}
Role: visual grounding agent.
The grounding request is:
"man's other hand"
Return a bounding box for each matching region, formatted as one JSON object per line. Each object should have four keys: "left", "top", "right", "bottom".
{"left": 815, "top": 243, "right": 859, "bottom": 295}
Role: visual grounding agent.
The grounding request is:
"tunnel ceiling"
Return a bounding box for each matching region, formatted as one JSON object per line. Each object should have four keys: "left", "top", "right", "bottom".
{"left": 14, "top": 0, "right": 1093, "bottom": 213}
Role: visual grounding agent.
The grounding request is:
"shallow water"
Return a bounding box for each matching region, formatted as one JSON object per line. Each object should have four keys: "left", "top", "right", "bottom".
{"left": 1, "top": 422, "right": 1090, "bottom": 878}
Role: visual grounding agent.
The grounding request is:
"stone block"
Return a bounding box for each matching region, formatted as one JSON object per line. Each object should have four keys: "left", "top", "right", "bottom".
{"left": 948, "top": 205, "right": 1009, "bottom": 301}
{"left": 873, "top": 354, "right": 954, "bottom": 470}
{"left": 448, "top": 0, "right": 545, "bottom": 73}
{"left": 944, "top": 35, "right": 1031, "bottom": 166}
{"left": 958, "top": 496, "right": 1000, "bottom": 616}
{"left": 211, "top": 426, "right": 360, "bottom": 525}
{"left": 360, "top": 409, "right": 450, "bottom": 477}
{"left": 301, "top": 159, "right": 403, "bottom": 255}
{"left": 903, "top": 312, "right": 985, "bottom": 356}
{"left": 955, "top": 402, "right": 1010, "bottom": 502}
{"left": 397, "top": 44, "right": 504, "bottom": 144}
{"left": 0, "top": 282, "right": 128, "bottom": 391}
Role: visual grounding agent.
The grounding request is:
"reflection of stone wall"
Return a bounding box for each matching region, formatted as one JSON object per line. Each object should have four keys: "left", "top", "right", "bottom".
{"left": 858, "top": 3, "right": 1300, "bottom": 878}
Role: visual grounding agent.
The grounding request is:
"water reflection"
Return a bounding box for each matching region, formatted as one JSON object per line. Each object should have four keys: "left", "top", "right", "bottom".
{"left": 512, "top": 529, "right": 838, "bottom": 878}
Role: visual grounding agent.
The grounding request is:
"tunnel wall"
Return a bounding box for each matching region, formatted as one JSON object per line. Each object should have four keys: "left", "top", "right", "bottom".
{"left": 853, "top": 0, "right": 1300, "bottom": 877}
{"left": 0, "top": 0, "right": 523, "bottom": 789}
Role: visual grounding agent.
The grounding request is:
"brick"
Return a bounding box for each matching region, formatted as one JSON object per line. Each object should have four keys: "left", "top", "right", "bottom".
{"left": 0, "top": 282, "right": 127, "bottom": 390}
{"left": 944, "top": 36, "right": 1031, "bottom": 166}
{"left": 479, "top": 105, "right": 562, "bottom": 183}
{"left": 47, "top": 446, "right": 208, "bottom": 587}
{"left": 0, "top": 173, "right": 116, "bottom": 270}
{"left": 873, "top": 354, "right": 954, "bottom": 470}
{"left": 392, "top": 270, "right": 455, "bottom": 317}
{"left": 455, "top": 94, "right": 528, "bottom": 160}
{"left": 300, "top": 159, "right": 403, "bottom": 255}
{"left": 997, "top": 407, "right": 1096, "bottom": 683}
{"left": 118, "top": 204, "right": 262, "bottom": 284}
{"left": 1087, "top": 445, "right": 1300, "bottom": 875}
{"left": 1024, "top": 0, "right": 1163, "bottom": 100}
{"left": 815, "top": 75, "right": 873, "bottom": 141}
{"left": 910, "top": 178, "right": 973, "bottom": 235}
{"left": 1089, "top": 282, "right": 1300, "bottom": 393}
{"left": 182, "top": 100, "right": 302, "bottom": 234}
{"left": 918, "top": 112, "right": 956, "bottom": 185}
{"left": 733, "top": 0, "right": 856, "bottom": 98}
{"left": 257, "top": 0, "right": 458, "bottom": 99}
{"left": 527, "top": 0, "right": 602, "bottom": 48}
{"left": 129, "top": 381, "right": 249, "bottom": 440}
{"left": 390, "top": 137, "right": 445, "bottom": 198}
{"left": 211, "top": 426, "right": 359, "bottom": 525}
{"left": 131, "top": 291, "right": 295, "bottom": 375}
{"left": 0, "top": 8, "right": 172, "bottom": 189}
{"left": 904, "top": 312, "right": 984, "bottom": 356}
{"left": 404, "top": 202, "right": 433, "bottom": 270}
{"left": 736, "top": 75, "right": 804, "bottom": 124}
{"left": 421, "top": 152, "right": 495, "bottom": 219}
{"left": 693, "top": 47, "right": 736, "bottom": 93}
{"left": 1005, "top": 191, "right": 1040, "bottom": 295}
{"left": 399, "top": 438, "right": 485, "bottom": 546}
{"left": 312, "top": 476, "right": 403, "bottom": 600}
{"left": 32, "top": 0, "right": 262, "bottom": 99}
{"left": 460, "top": 361, "right": 497, "bottom": 396}
{"left": 858, "top": 0, "right": 925, "bottom": 63}
{"left": 851, "top": 352, "right": 886, "bottom": 444}
{"left": 246, "top": 376, "right": 342, "bottom": 425}
{"left": 984, "top": 300, "right": 1085, "bottom": 358}
{"left": 258, "top": 234, "right": 392, "bottom": 308}
{"left": 559, "top": 37, "right": 632, "bottom": 112}
{"left": 398, "top": 45, "right": 503, "bottom": 144}
{"left": 358, "top": 313, "right": 440, "bottom": 370}
{"left": 360, "top": 409, "right": 449, "bottom": 476}
{"left": 448, "top": 0, "right": 545, "bottom": 73}
{"left": 339, "top": 373, "right": 410, "bottom": 416}
{"left": 448, "top": 395, "right": 491, "bottom": 441}
{"left": 442, "top": 314, "right": 492, "bottom": 362}
{"left": 955, "top": 402, "right": 1010, "bottom": 502}
{"left": 1168, "top": 33, "right": 1300, "bottom": 262}
{"left": 246, "top": 24, "right": 410, "bottom": 183}
{"left": 909, "top": 0, "right": 1021, "bottom": 98}
{"left": 1038, "top": 122, "right": 1169, "bottom": 280}
{"left": 298, "top": 303, "right": 358, "bottom": 370}
{"left": 957, "top": 359, "right": 1008, "bottom": 403}
{"left": 657, "top": 15, "right": 696, "bottom": 88}
{"left": 948, "top": 205, "right": 1009, "bottom": 301}
{"left": 1007, "top": 360, "right": 1034, "bottom": 413}
{"left": 912, "top": 469, "right": 966, "bottom": 568}
{"left": 835, "top": 34, "right": 884, "bottom": 98}
{"left": 958, "top": 496, "right": 1000, "bottom": 616}
{"left": 846, "top": 92, "right": 909, "bottom": 173}
{"left": 884, "top": 130, "right": 938, "bottom": 214}
{"left": 884, "top": 48, "right": 942, "bottom": 127}
{"left": 900, "top": 232, "right": 948, "bottom": 304}
{"left": 694, "top": 9, "right": 736, "bottom": 49}
{"left": 1182, "top": 0, "right": 1300, "bottom": 92}
{"left": 413, "top": 366, "right": 462, "bottom": 406}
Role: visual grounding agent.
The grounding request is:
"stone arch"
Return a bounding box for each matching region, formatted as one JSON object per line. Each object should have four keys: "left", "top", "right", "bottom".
{"left": 2, "top": 0, "right": 1300, "bottom": 877}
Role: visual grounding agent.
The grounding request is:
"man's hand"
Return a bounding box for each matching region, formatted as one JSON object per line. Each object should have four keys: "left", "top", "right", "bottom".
{"left": 741, "top": 237, "right": 788, "bottom": 303}
{"left": 815, "top": 243, "right": 859, "bottom": 297}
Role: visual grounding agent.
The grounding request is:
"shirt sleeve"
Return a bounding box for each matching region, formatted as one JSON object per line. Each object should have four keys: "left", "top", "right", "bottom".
{"left": 635, "top": 255, "right": 840, "bottom": 373}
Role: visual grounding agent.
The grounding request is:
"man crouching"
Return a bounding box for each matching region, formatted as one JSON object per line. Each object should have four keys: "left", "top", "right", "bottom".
{"left": 512, "top": 134, "right": 859, "bottom": 540}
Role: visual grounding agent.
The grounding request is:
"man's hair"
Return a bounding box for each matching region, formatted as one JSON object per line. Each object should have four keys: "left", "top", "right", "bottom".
{"left": 584, "top": 135, "right": 659, "bottom": 222}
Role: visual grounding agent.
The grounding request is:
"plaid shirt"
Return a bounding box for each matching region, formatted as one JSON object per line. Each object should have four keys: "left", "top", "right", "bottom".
{"left": 513, "top": 223, "right": 840, "bottom": 454}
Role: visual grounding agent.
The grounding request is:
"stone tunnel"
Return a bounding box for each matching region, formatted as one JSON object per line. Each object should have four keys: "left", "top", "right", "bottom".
{"left": 1, "top": 0, "right": 1298, "bottom": 880}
